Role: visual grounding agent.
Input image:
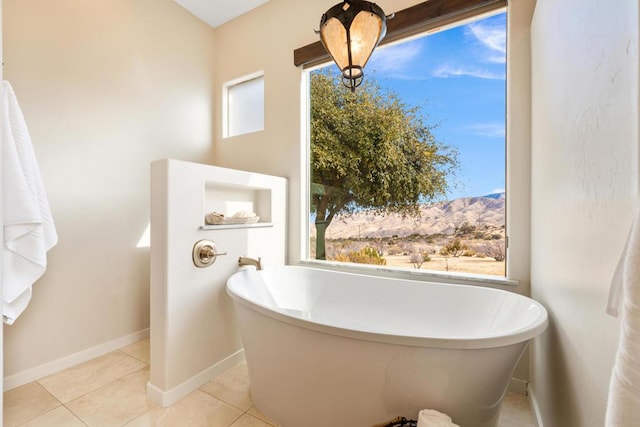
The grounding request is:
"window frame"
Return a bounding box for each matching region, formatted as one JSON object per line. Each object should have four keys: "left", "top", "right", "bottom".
{"left": 222, "top": 71, "right": 265, "bottom": 138}
{"left": 296, "top": 0, "right": 531, "bottom": 288}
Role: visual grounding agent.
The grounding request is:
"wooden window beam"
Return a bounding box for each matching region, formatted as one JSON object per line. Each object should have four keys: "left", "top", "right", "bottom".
{"left": 293, "top": 0, "right": 507, "bottom": 68}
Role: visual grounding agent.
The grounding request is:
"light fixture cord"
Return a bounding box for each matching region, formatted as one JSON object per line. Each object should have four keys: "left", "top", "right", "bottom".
{"left": 345, "top": 29, "right": 356, "bottom": 92}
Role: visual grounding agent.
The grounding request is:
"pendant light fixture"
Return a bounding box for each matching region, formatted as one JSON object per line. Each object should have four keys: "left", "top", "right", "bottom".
{"left": 318, "top": 0, "right": 388, "bottom": 91}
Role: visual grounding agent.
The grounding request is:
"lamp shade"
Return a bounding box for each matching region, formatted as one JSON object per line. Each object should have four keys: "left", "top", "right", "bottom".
{"left": 319, "top": 0, "right": 387, "bottom": 91}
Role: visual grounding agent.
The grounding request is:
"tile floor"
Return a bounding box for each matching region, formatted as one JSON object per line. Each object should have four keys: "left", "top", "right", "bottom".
{"left": 4, "top": 338, "right": 537, "bottom": 426}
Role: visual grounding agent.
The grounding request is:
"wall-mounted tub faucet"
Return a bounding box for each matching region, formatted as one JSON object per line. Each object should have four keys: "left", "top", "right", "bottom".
{"left": 238, "top": 256, "right": 262, "bottom": 270}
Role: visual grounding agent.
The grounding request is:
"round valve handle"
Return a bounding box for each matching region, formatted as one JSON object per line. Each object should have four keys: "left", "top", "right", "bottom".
{"left": 192, "top": 240, "right": 227, "bottom": 268}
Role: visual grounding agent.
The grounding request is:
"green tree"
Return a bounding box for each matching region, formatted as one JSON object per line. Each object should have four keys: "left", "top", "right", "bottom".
{"left": 310, "top": 70, "right": 459, "bottom": 259}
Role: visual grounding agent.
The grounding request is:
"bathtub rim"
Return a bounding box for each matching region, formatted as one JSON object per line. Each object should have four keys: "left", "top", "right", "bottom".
{"left": 226, "top": 266, "right": 548, "bottom": 350}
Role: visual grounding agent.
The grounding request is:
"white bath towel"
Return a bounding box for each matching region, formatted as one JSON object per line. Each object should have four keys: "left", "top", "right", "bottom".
{"left": 605, "top": 204, "right": 640, "bottom": 425}
{"left": 2, "top": 81, "right": 58, "bottom": 324}
{"left": 417, "top": 409, "right": 459, "bottom": 427}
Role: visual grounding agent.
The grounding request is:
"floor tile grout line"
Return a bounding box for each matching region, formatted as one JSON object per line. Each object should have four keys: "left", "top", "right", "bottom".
{"left": 119, "top": 349, "right": 151, "bottom": 365}
{"left": 50, "top": 364, "right": 151, "bottom": 409}
{"left": 35, "top": 379, "right": 66, "bottom": 406}
{"left": 246, "top": 411, "right": 276, "bottom": 427}
{"left": 197, "top": 389, "right": 253, "bottom": 414}
{"left": 13, "top": 402, "right": 63, "bottom": 427}
{"left": 60, "top": 365, "right": 154, "bottom": 427}
{"left": 18, "top": 359, "right": 148, "bottom": 427}
{"left": 62, "top": 403, "right": 90, "bottom": 427}
{"left": 228, "top": 411, "right": 246, "bottom": 427}
{"left": 6, "top": 382, "right": 65, "bottom": 427}
{"left": 195, "top": 383, "right": 273, "bottom": 426}
{"left": 243, "top": 406, "right": 276, "bottom": 427}
{"left": 6, "top": 342, "right": 151, "bottom": 427}
{"left": 115, "top": 348, "right": 150, "bottom": 365}
{"left": 33, "top": 349, "right": 148, "bottom": 405}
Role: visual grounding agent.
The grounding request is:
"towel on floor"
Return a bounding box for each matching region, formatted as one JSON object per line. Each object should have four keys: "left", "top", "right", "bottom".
{"left": 2, "top": 81, "right": 58, "bottom": 324}
{"left": 417, "top": 409, "right": 459, "bottom": 427}
{"left": 605, "top": 204, "right": 640, "bottom": 425}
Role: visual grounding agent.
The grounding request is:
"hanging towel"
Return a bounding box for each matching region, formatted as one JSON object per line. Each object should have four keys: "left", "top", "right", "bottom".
{"left": 1, "top": 81, "right": 58, "bottom": 324}
{"left": 605, "top": 204, "right": 640, "bottom": 425}
{"left": 417, "top": 409, "right": 459, "bottom": 427}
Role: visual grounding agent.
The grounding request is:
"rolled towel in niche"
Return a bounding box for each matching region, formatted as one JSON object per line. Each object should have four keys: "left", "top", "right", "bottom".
{"left": 205, "top": 210, "right": 259, "bottom": 225}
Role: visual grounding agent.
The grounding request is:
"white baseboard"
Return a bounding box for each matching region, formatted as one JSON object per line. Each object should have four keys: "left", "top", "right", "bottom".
{"left": 3, "top": 328, "right": 150, "bottom": 391}
{"left": 147, "top": 348, "right": 245, "bottom": 407}
{"left": 528, "top": 383, "right": 544, "bottom": 427}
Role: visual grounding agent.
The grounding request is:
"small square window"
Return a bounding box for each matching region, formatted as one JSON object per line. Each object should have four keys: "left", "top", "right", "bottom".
{"left": 223, "top": 72, "right": 264, "bottom": 138}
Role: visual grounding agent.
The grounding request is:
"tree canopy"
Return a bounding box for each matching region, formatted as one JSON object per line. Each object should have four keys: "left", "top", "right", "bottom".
{"left": 310, "top": 70, "right": 459, "bottom": 259}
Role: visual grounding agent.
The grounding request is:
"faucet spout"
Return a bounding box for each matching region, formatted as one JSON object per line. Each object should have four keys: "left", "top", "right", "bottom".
{"left": 238, "top": 256, "right": 262, "bottom": 270}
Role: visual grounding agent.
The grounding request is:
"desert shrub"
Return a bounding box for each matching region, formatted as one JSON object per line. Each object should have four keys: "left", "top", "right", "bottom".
{"left": 333, "top": 247, "right": 387, "bottom": 265}
{"left": 480, "top": 242, "right": 505, "bottom": 261}
{"left": 440, "top": 238, "right": 467, "bottom": 258}
{"left": 410, "top": 252, "right": 431, "bottom": 269}
{"left": 386, "top": 245, "right": 404, "bottom": 256}
{"left": 455, "top": 222, "right": 476, "bottom": 235}
{"left": 462, "top": 249, "right": 476, "bottom": 257}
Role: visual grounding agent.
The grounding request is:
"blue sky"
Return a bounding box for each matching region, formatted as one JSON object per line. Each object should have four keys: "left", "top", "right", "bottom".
{"left": 365, "top": 12, "right": 507, "bottom": 200}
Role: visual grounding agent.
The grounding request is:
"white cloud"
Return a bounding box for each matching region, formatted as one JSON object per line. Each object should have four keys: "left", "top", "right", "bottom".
{"left": 467, "top": 20, "right": 506, "bottom": 64}
{"left": 432, "top": 64, "right": 505, "bottom": 80}
{"left": 368, "top": 41, "right": 422, "bottom": 78}
{"left": 467, "top": 123, "right": 506, "bottom": 138}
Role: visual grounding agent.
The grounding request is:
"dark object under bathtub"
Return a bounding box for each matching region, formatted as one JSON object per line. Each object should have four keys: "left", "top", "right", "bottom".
{"left": 374, "top": 416, "right": 417, "bottom": 427}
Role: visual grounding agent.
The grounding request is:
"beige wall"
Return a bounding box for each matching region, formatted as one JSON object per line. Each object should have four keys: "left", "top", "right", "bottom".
{"left": 211, "top": 0, "right": 537, "bottom": 390}
{"left": 4, "top": 0, "right": 509, "bottom": 384}
{"left": 4, "top": 2, "right": 601, "bottom": 417}
{"left": 530, "top": 0, "right": 638, "bottom": 425}
{"left": 3, "top": 0, "right": 216, "bottom": 377}
{"left": 211, "top": 0, "right": 424, "bottom": 261}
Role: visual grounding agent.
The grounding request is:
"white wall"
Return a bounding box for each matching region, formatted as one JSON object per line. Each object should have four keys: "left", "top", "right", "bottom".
{"left": 530, "top": 0, "right": 639, "bottom": 425}
{"left": 148, "top": 159, "right": 286, "bottom": 406}
{"left": 505, "top": 0, "right": 536, "bottom": 386}
{"left": 3, "top": 0, "right": 216, "bottom": 380}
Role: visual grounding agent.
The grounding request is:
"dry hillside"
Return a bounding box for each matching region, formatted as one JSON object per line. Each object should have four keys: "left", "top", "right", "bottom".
{"left": 310, "top": 193, "right": 506, "bottom": 276}
{"left": 312, "top": 193, "right": 505, "bottom": 239}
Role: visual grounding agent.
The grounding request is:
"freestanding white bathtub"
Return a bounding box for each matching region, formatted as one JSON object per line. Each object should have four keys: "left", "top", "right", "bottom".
{"left": 226, "top": 266, "right": 547, "bottom": 427}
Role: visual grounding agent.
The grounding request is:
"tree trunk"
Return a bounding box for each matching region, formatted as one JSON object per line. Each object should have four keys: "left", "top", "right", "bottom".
{"left": 314, "top": 220, "right": 330, "bottom": 260}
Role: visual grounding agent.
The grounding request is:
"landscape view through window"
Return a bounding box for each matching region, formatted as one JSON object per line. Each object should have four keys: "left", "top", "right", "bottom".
{"left": 308, "top": 11, "right": 507, "bottom": 277}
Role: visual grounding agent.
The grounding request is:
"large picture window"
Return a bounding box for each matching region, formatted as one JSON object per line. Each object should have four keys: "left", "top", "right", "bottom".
{"left": 306, "top": 11, "right": 507, "bottom": 277}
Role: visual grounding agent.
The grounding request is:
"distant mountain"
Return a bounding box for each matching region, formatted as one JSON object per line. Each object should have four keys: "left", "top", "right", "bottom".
{"left": 482, "top": 192, "right": 506, "bottom": 200}
{"left": 315, "top": 193, "right": 505, "bottom": 239}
